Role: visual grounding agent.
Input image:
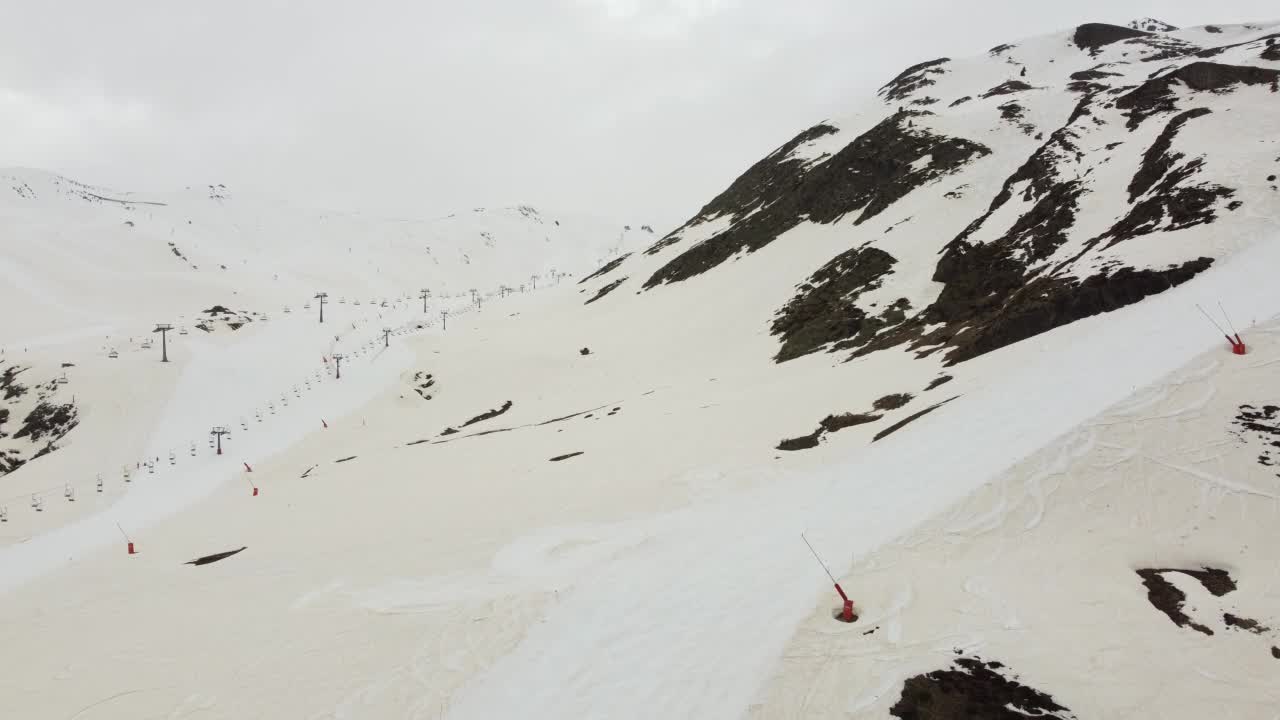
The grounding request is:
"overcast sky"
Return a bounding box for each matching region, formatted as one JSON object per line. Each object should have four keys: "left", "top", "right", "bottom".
{"left": 2, "top": 1, "right": 1276, "bottom": 230}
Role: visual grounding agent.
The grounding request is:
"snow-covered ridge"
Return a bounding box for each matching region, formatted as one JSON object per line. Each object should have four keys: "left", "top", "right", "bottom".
{"left": 578, "top": 20, "right": 1280, "bottom": 368}
{"left": 0, "top": 166, "right": 648, "bottom": 349}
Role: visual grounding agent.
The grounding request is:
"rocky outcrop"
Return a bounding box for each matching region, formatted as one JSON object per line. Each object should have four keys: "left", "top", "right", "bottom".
{"left": 1116, "top": 61, "right": 1280, "bottom": 129}
{"left": 585, "top": 277, "right": 627, "bottom": 305}
{"left": 982, "top": 80, "right": 1034, "bottom": 98}
{"left": 1074, "top": 23, "right": 1151, "bottom": 54}
{"left": 891, "top": 655, "right": 1074, "bottom": 719}
{"left": 879, "top": 58, "right": 950, "bottom": 102}
{"left": 1127, "top": 108, "right": 1212, "bottom": 200}
{"left": 770, "top": 247, "right": 897, "bottom": 362}
{"left": 642, "top": 124, "right": 838, "bottom": 258}
{"left": 645, "top": 113, "right": 988, "bottom": 288}
{"left": 579, "top": 253, "right": 631, "bottom": 284}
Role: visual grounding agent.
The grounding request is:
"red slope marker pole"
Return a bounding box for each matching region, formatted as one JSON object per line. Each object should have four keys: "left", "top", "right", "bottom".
{"left": 1218, "top": 302, "right": 1246, "bottom": 355}
{"left": 802, "top": 533, "right": 855, "bottom": 622}
{"left": 1197, "top": 304, "right": 1243, "bottom": 355}
{"left": 117, "top": 522, "right": 136, "bottom": 555}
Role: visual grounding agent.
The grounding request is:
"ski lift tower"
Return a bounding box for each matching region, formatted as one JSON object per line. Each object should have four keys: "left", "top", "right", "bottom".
{"left": 315, "top": 292, "right": 328, "bottom": 324}
{"left": 153, "top": 324, "right": 173, "bottom": 362}
{"left": 332, "top": 353, "right": 345, "bottom": 379}
{"left": 383, "top": 328, "right": 392, "bottom": 348}
{"left": 420, "top": 288, "right": 430, "bottom": 313}
{"left": 210, "top": 426, "right": 230, "bottom": 455}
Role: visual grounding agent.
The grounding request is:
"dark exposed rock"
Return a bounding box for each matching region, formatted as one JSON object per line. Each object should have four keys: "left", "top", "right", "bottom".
{"left": 997, "top": 102, "right": 1036, "bottom": 134}
{"left": 890, "top": 656, "right": 1074, "bottom": 720}
{"left": 843, "top": 86, "right": 1213, "bottom": 366}
{"left": 334, "top": 455, "right": 357, "bottom": 463}
{"left": 549, "top": 451, "right": 584, "bottom": 462}
{"left": 1136, "top": 568, "right": 1233, "bottom": 635}
{"left": 1070, "top": 67, "right": 1123, "bottom": 82}
{"left": 1194, "top": 32, "right": 1280, "bottom": 58}
{"left": 880, "top": 58, "right": 950, "bottom": 102}
{"left": 770, "top": 247, "right": 897, "bottom": 362}
{"left": 14, "top": 401, "right": 79, "bottom": 443}
{"left": 1137, "top": 567, "right": 1237, "bottom": 635}
{"left": 643, "top": 234, "right": 682, "bottom": 256}
{"left": 0, "top": 449, "right": 25, "bottom": 474}
{"left": 1115, "top": 62, "right": 1280, "bottom": 129}
{"left": 948, "top": 95, "right": 972, "bottom": 107}
{"left": 947, "top": 260, "right": 1213, "bottom": 364}
{"left": 1205, "top": 25, "right": 1222, "bottom": 34}
{"left": 186, "top": 547, "right": 247, "bottom": 566}
{"left": 1171, "top": 567, "right": 1237, "bottom": 596}
{"left": 1137, "top": 570, "right": 1211, "bottom": 634}
{"left": 819, "top": 412, "right": 881, "bottom": 433}
{"left": 1098, "top": 158, "right": 1234, "bottom": 250}
{"left": 988, "top": 43, "right": 1015, "bottom": 56}
{"left": 641, "top": 124, "right": 838, "bottom": 260}
{"left": 1224, "top": 613, "right": 1270, "bottom": 634}
{"left": 1129, "top": 19, "right": 1179, "bottom": 33}
{"left": 1230, "top": 404, "right": 1280, "bottom": 475}
{"left": 982, "top": 80, "right": 1034, "bottom": 98}
{"left": 460, "top": 400, "right": 513, "bottom": 428}
{"left": 780, "top": 411, "right": 884, "bottom": 451}
{"left": 1074, "top": 23, "right": 1151, "bottom": 54}
{"left": 874, "top": 397, "right": 957, "bottom": 442}
{"left": 412, "top": 371, "right": 436, "bottom": 400}
{"left": 1067, "top": 80, "right": 1109, "bottom": 93}
{"left": 777, "top": 428, "right": 823, "bottom": 451}
{"left": 204, "top": 305, "right": 232, "bottom": 314}
{"left": 1263, "top": 44, "right": 1280, "bottom": 62}
{"left": 579, "top": 253, "right": 632, "bottom": 285}
{"left": 925, "top": 375, "right": 954, "bottom": 391}
{"left": 441, "top": 427, "right": 459, "bottom": 436}
{"left": 1273, "top": 647, "right": 1280, "bottom": 659}
{"left": 0, "top": 407, "right": 9, "bottom": 438}
{"left": 579, "top": 347, "right": 591, "bottom": 356}
{"left": 873, "top": 393, "right": 913, "bottom": 411}
{"left": 647, "top": 114, "right": 987, "bottom": 289}
{"left": 690, "top": 123, "right": 837, "bottom": 228}
{"left": 1128, "top": 108, "right": 1212, "bottom": 200}
{"left": 1127, "top": 34, "right": 1202, "bottom": 63}
{"left": 585, "top": 277, "right": 626, "bottom": 305}
{"left": 2, "top": 365, "right": 29, "bottom": 400}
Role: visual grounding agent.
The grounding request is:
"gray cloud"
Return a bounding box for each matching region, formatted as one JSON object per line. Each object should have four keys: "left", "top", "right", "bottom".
{"left": 2, "top": 0, "right": 1276, "bottom": 229}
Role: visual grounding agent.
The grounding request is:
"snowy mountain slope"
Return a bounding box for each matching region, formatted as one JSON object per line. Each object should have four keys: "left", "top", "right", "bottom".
{"left": 0, "top": 17, "right": 1279, "bottom": 720}
{"left": 0, "top": 167, "right": 647, "bottom": 350}
{"left": 0, "top": 168, "right": 645, "bottom": 479}
{"left": 578, "top": 20, "right": 1280, "bottom": 367}
{"left": 754, "top": 295, "right": 1280, "bottom": 720}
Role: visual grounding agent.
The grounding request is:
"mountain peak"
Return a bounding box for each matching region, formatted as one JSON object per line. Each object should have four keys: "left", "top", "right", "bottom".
{"left": 1127, "top": 18, "right": 1179, "bottom": 33}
